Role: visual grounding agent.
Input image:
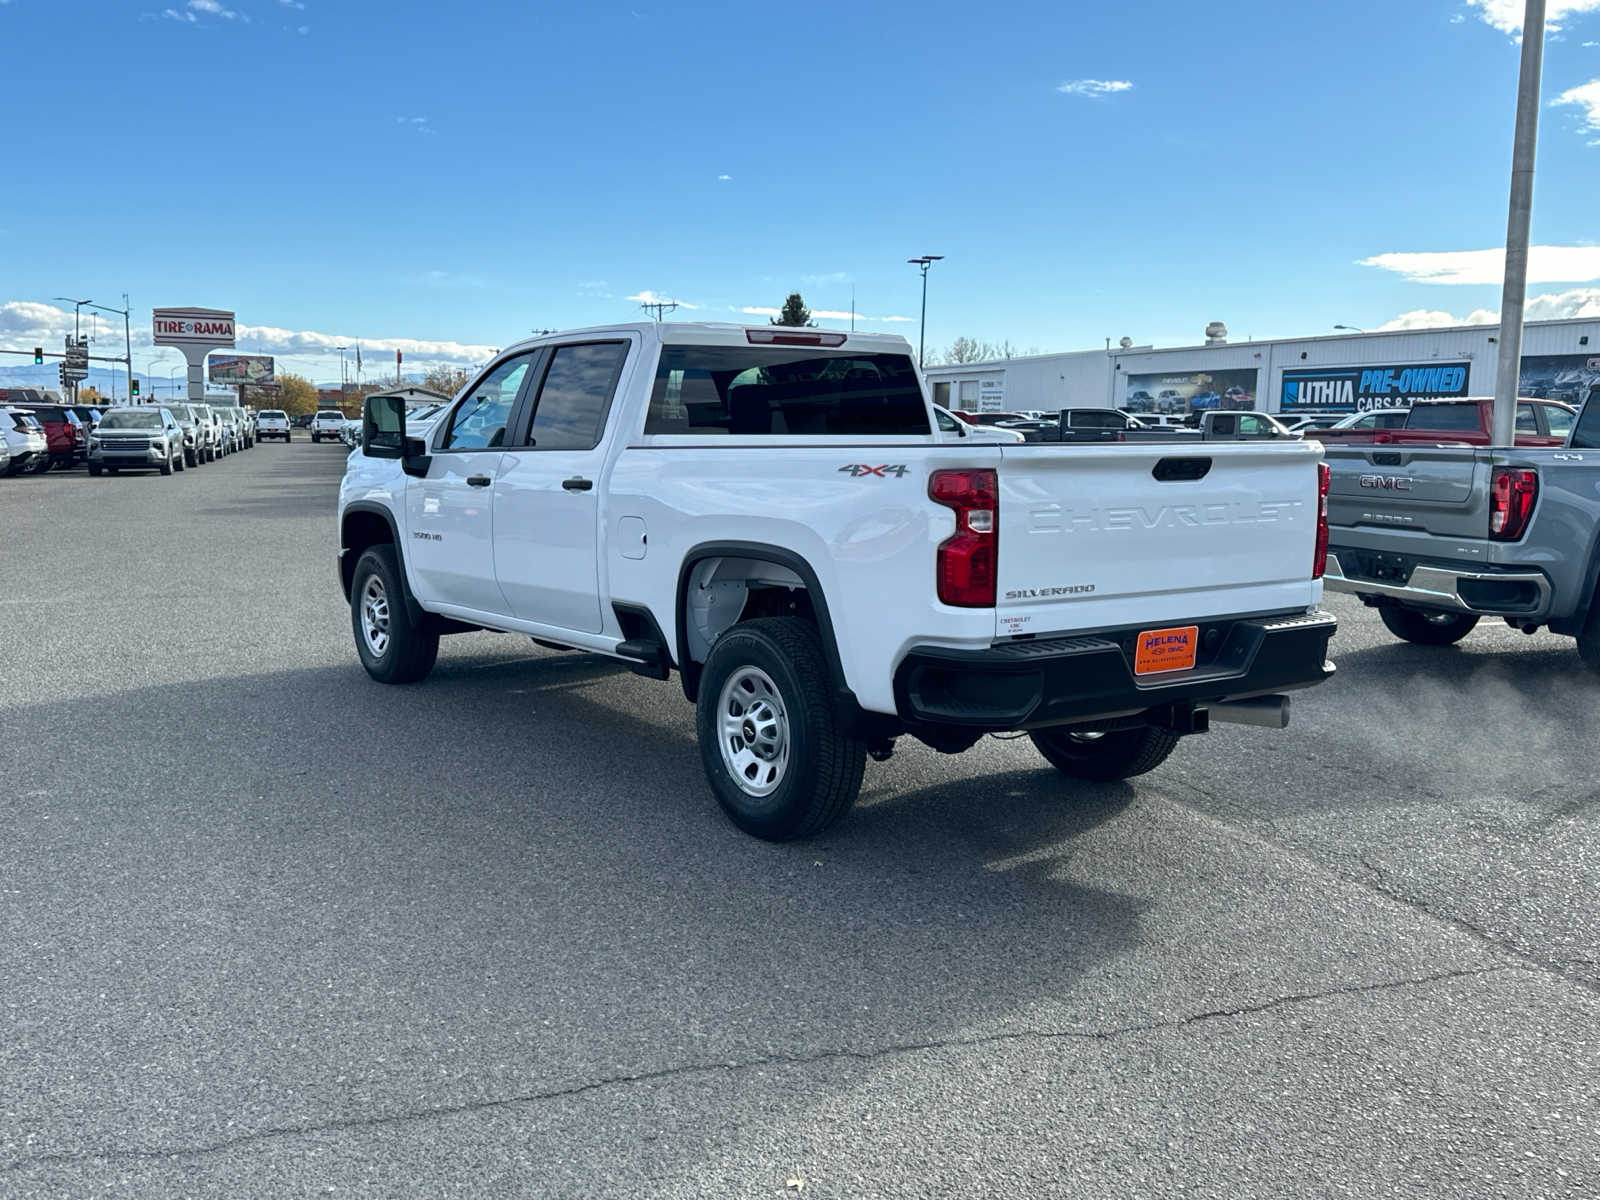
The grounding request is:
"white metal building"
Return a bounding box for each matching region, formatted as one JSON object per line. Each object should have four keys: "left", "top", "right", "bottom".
{"left": 922, "top": 316, "right": 1600, "bottom": 417}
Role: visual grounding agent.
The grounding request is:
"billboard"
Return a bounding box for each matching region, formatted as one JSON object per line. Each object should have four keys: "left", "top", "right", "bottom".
{"left": 152, "top": 307, "right": 235, "bottom": 348}
{"left": 1279, "top": 362, "right": 1468, "bottom": 415}
{"left": 208, "top": 354, "right": 275, "bottom": 386}
{"left": 1520, "top": 354, "right": 1600, "bottom": 407}
{"left": 1123, "top": 368, "right": 1258, "bottom": 415}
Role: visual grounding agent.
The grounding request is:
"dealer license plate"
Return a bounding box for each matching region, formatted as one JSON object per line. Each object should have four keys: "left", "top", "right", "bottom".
{"left": 1134, "top": 626, "right": 1199, "bottom": 676}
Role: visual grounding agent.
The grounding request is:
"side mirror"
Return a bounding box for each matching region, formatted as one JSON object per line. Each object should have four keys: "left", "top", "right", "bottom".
{"left": 362, "top": 395, "right": 406, "bottom": 458}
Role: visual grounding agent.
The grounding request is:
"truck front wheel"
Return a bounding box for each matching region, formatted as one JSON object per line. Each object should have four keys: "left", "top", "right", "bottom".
{"left": 695, "top": 617, "right": 866, "bottom": 841}
{"left": 1379, "top": 606, "right": 1479, "bottom": 646}
{"left": 350, "top": 544, "right": 439, "bottom": 684}
{"left": 1029, "top": 725, "right": 1179, "bottom": 782}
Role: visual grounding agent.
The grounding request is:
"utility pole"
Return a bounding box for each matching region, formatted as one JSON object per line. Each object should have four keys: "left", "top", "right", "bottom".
{"left": 906, "top": 256, "right": 943, "bottom": 368}
{"left": 639, "top": 299, "right": 678, "bottom": 322}
{"left": 1492, "top": 0, "right": 1546, "bottom": 447}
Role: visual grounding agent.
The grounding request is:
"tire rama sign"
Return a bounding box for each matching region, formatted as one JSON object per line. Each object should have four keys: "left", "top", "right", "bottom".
{"left": 153, "top": 306, "right": 236, "bottom": 403}
{"left": 153, "top": 307, "right": 236, "bottom": 348}
{"left": 1280, "top": 362, "right": 1469, "bottom": 414}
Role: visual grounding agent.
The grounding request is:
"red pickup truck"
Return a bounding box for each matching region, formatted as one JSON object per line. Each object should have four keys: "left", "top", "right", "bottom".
{"left": 1307, "top": 397, "right": 1576, "bottom": 448}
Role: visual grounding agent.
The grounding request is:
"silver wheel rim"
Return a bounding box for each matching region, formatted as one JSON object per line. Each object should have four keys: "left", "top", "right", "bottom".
{"left": 1067, "top": 731, "right": 1107, "bottom": 744}
{"left": 717, "top": 666, "right": 790, "bottom": 798}
{"left": 360, "top": 575, "right": 391, "bottom": 657}
{"left": 1422, "top": 611, "right": 1456, "bottom": 625}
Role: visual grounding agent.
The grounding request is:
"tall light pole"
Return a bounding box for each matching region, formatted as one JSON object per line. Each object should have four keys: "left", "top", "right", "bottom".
{"left": 1492, "top": 0, "right": 1546, "bottom": 447}
{"left": 84, "top": 297, "right": 132, "bottom": 401}
{"left": 334, "top": 345, "right": 350, "bottom": 392}
{"left": 1333, "top": 324, "right": 1366, "bottom": 334}
{"left": 907, "top": 256, "right": 943, "bottom": 368}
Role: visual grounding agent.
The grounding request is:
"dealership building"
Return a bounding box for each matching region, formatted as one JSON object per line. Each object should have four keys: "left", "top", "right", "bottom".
{"left": 921, "top": 316, "right": 1600, "bottom": 417}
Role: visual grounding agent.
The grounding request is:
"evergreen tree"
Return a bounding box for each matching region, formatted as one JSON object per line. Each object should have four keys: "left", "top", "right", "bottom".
{"left": 771, "top": 293, "right": 816, "bottom": 327}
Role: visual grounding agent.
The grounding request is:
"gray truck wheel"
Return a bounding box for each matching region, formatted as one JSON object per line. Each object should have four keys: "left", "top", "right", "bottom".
{"left": 351, "top": 544, "right": 439, "bottom": 684}
{"left": 1379, "top": 605, "right": 1479, "bottom": 646}
{"left": 695, "top": 617, "right": 866, "bottom": 841}
{"left": 1030, "top": 725, "right": 1179, "bottom": 782}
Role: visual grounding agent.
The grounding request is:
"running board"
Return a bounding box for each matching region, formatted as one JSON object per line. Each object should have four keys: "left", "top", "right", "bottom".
{"left": 616, "top": 637, "right": 670, "bottom": 680}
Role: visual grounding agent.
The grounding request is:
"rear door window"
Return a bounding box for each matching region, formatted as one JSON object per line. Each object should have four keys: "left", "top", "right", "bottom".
{"left": 1570, "top": 400, "right": 1600, "bottom": 449}
{"left": 521, "top": 341, "right": 628, "bottom": 451}
{"left": 1515, "top": 404, "right": 1539, "bottom": 434}
{"left": 1543, "top": 406, "right": 1574, "bottom": 440}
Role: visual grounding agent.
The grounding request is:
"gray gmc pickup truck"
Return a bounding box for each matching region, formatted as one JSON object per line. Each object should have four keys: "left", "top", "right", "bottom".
{"left": 1322, "top": 394, "right": 1600, "bottom": 669}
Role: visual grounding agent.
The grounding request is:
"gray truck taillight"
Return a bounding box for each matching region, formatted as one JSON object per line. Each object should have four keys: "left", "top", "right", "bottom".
{"left": 1489, "top": 467, "right": 1537, "bottom": 540}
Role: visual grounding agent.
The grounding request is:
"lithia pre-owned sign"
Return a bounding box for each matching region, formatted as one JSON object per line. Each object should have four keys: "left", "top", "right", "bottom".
{"left": 152, "top": 307, "right": 236, "bottom": 347}
{"left": 153, "top": 306, "right": 236, "bottom": 402}
{"left": 1279, "top": 361, "right": 1469, "bottom": 414}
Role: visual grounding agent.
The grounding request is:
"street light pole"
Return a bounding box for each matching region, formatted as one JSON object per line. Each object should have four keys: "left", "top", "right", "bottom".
{"left": 1492, "top": 0, "right": 1546, "bottom": 448}
{"left": 83, "top": 297, "right": 132, "bottom": 402}
{"left": 53, "top": 297, "right": 92, "bottom": 401}
{"left": 1333, "top": 324, "right": 1366, "bottom": 334}
{"left": 334, "top": 345, "right": 350, "bottom": 392}
{"left": 906, "top": 255, "right": 943, "bottom": 368}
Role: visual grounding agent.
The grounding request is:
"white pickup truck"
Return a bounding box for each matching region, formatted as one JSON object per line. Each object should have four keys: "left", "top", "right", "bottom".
{"left": 338, "top": 323, "right": 1337, "bottom": 840}
{"left": 311, "top": 409, "right": 348, "bottom": 443}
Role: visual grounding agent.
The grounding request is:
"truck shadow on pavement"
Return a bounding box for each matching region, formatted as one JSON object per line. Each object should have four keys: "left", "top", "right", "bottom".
{"left": 1, "top": 647, "right": 1161, "bottom": 1183}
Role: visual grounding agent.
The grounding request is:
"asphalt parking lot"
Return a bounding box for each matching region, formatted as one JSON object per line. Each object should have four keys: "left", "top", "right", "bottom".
{"left": 2, "top": 443, "right": 1597, "bottom": 1198}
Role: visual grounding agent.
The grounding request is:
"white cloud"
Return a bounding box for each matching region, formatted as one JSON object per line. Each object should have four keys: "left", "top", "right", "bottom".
{"left": 1359, "top": 244, "right": 1600, "bottom": 285}
{"left": 278, "top": 0, "right": 305, "bottom": 7}
{"left": 1554, "top": 78, "right": 1600, "bottom": 135}
{"left": 627, "top": 290, "right": 698, "bottom": 310}
{"left": 1056, "top": 78, "right": 1133, "bottom": 98}
{"left": 741, "top": 306, "right": 781, "bottom": 317}
{"left": 0, "top": 301, "right": 500, "bottom": 380}
{"left": 1451, "top": 12, "right": 1466, "bottom": 22}
{"left": 1378, "top": 286, "right": 1600, "bottom": 330}
{"left": 1465, "top": 0, "right": 1600, "bottom": 33}
{"left": 716, "top": 173, "right": 731, "bottom": 181}
{"left": 187, "top": 0, "right": 244, "bottom": 18}
{"left": 163, "top": 8, "right": 197, "bottom": 21}
{"left": 880, "top": 315, "right": 913, "bottom": 322}
{"left": 396, "top": 115, "right": 433, "bottom": 135}
{"left": 296, "top": 23, "right": 308, "bottom": 32}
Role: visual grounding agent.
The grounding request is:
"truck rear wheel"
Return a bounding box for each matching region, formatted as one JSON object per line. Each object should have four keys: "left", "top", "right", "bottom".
{"left": 1029, "top": 725, "right": 1179, "bottom": 782}
{"left": 1578, "top": 587, "right": 1600, "bottom": 672}
{"left": 695, "top": 617, "right": 866, "bottom": 841}
{"left": 1379, "top": 605, "right": 1479, "bottom": 646}
{"left": 351, "top": 544, "right": 439, "bottom": 684}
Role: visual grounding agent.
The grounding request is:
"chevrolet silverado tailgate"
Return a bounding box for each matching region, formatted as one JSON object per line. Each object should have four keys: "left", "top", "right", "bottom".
{"left": 993, "top": 441, "right": 1322, "bottom": 637}
{"left": 1323, "top": 444, "right": 1493, "bottom": 539}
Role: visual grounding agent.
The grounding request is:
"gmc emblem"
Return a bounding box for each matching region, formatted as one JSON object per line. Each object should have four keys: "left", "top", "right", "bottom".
{"left": 1359, "top": 474, "right": 1412, "bottom": 492}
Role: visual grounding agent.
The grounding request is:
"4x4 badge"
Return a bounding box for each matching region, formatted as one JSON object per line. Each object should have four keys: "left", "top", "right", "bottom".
{"left": 838, "top": 464, "right": 908, "bottom": 478}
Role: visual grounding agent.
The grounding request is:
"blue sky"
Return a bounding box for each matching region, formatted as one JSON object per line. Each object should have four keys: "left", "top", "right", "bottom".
{"left": 3, "top": 0, "right": 1600, "bottom": 381}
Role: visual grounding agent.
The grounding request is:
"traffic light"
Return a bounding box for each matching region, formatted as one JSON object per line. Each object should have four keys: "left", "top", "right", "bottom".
{"left": 58, "top": 364, "right": 68, "bottom": 387}
{"left": 130, "top": 377, "right": 140, "bottom": 397}
{"left": 33, "top": 347, "right": 43, "bottom": 364}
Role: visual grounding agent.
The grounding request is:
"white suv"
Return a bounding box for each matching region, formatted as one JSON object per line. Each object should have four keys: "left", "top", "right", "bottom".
{"left": 3, "top": 407, "right": 50, "bottom": 475}
{"left": 257, "top": 409, "right": 292, "bottom": 442}
{"left": 311, "top": 410, "right": 347, "bottom": 443}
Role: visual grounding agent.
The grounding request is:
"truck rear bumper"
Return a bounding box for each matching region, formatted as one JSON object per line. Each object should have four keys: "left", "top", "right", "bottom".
{"left": 893, "top": 611, "right": 1337, "bottom": 732}
{"left": 1324, "top": 549, "right": 1550, "bottom": 617}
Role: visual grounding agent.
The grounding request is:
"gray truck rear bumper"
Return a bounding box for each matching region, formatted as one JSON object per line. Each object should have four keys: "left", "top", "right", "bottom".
{"left": 1325, "top": 550, "right": 1552, "bottom": 617}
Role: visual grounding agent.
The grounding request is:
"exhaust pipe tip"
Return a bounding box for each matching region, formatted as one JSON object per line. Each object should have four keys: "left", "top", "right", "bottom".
{"left": 1207, "top": 695, "right": 1291, "bottom": 730}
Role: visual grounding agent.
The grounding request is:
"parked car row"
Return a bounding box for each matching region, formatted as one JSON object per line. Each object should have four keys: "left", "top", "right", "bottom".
{"left": 0, "top": 397, "right": 270, "bottom": 479}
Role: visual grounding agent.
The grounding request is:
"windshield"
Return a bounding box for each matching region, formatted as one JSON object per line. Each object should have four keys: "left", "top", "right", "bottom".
{"left": 99, "top": 411, "right": 161, "bottom": 429}
{"left": 261, "top": 410, "right": 286, "bottom": 419}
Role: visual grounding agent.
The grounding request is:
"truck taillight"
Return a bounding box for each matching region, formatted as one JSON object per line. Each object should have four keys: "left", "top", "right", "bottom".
{"left": 930, "top": 468, "right": 997, "bottom": 607}
{"left": 1489, "top": 467, "right": 1537, "bottom": 540}
{"left": 1313, "top": 461, "right": 1330, "bottom": 579}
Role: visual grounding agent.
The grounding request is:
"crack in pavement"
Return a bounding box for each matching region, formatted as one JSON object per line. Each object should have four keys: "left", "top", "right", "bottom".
{"left": 1, "top": 963, "right": 1511, "bottom": 1175}
{"left": 1166, "top": 778, "right": 1600, "bottom": 998}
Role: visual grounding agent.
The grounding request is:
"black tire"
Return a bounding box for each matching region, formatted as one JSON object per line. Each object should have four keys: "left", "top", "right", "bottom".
{"left": 350, "top": 544, "right": 439, "bottom": 684}
{"left": 106, "top": 466, "right": 119, "bottom": 474}
{"left": 1379, "top": 605, "right": 1479, "bottom": 646}
{"left": 88, "top": 462, "right": 102, "bottom": 477}
{"left": 1029, "top": 725, "right": 1181, "bottom": 782}
{"left": 185, "top": 449, "right": 197, "bottom": 468}
{"left": 1578, "top": 587, "right": 1600, "bottom": 672}
{"left": 695, "top": 617, "right": 866, "bottom": 841}
{"left": 174, "top": 450, "right": 185, "bottom": 472}
{"left": 159, "top": 449, "right": 174, "bottom": 476}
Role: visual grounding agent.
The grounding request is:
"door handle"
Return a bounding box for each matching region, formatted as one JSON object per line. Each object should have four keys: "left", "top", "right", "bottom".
{"left": 562, "top": 476, "right": 593, "bottom": 492}
{"left": 466, "top": 474, "right": 492, "bottom": 488}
